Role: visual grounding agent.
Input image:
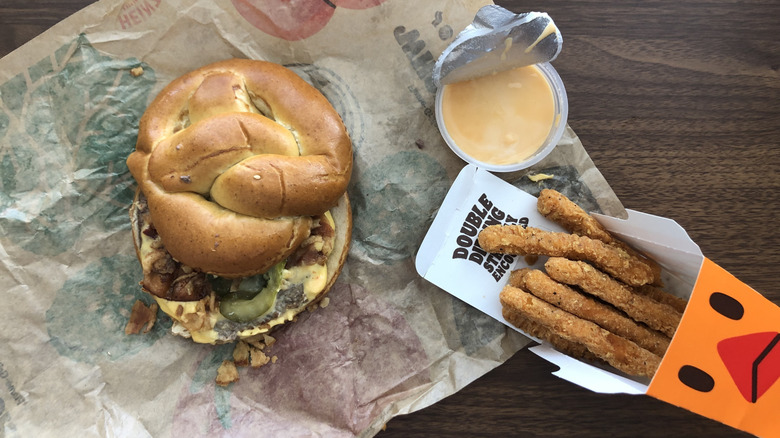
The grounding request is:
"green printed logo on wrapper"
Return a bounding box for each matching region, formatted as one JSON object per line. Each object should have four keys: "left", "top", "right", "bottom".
{"left": 0, "top": 397, "right": 9, "bottom": 435}
{"left": 188, "top": 344, "right": 236, "bottom": 430}
{"left": 352, "top": 151, "right": 449, "bottom": 263}
{"left": 46, "top": 255, "right": 170, "bottom": 363}
{"left": 0, "top": 34, "right": 156, "bottom": 256}
{"left": 451, "top": 296, "right": 506, "bottom": 355}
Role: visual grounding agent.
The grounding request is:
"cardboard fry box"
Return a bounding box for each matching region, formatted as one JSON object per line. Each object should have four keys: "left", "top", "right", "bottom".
{"left": 416, "top": 165, "right": 780, "bottom": 437}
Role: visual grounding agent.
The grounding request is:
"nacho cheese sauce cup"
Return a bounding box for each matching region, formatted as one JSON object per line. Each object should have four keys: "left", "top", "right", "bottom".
{"left": 435, "top": 62, "right": 568, "bottom": 172}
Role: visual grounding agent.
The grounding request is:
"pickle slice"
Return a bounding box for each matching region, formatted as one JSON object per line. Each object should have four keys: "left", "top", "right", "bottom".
{"left": 219, "top": 262, "right": 284, "bottom": 322}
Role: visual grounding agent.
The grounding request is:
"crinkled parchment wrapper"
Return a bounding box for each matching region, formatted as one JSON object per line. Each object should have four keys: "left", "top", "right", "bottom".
{"left": 0, "top": 1, "right": 623, "bottom": 436}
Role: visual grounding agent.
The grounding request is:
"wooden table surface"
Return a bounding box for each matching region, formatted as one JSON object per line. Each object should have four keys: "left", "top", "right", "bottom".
{"left": 2, "top": 1, "right": 777, "bottom": 437}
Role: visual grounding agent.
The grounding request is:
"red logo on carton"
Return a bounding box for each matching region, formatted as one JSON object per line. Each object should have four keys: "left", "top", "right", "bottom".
{"left": 717, "top": 331, "right": 780, "bottom": 403}
{"left": 117, "top": 0, "right": 162, "bottom": 30}
{"left": 231, "top": 0, "right": 388, "bottom": 41}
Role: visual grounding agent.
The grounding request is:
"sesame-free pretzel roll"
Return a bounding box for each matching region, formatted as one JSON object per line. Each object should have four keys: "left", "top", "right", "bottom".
{"left": 127, "top": 59, "right": 352, "bottom": 278}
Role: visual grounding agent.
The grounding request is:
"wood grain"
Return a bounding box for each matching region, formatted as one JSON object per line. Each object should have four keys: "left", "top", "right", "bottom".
{"left": 2, "top": 1, "right": 777, "bottom": 436}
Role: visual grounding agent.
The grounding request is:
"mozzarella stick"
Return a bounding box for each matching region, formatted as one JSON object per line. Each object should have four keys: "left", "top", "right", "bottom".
{"left": 514, "top": 269, "right": 671, "bottom": 357}
{"left": 500, "top": 285, "right": 662, "bottom": 377}
{"left": 479, "top": 225, "right": 654, "bottom": 287}
{"left": 537, "top": 189, "right": 663, "bottom": 286}
{"left": 634, "top": 284, "right": 688, "bottom": 314}
{"left": 544, "top": 258, "right": 682, "bottom": 338}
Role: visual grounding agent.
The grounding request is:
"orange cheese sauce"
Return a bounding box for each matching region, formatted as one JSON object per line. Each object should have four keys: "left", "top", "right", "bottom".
{"left": 440, "top": 65, "right": 555, "bottom": 166}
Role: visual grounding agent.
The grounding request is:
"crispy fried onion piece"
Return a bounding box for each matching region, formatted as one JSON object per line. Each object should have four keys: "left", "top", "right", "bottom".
{"left": 135, "top": 195, "right": 212, "bottom": 302}
{"left": 216, "top": 360, "right": 240, "bottom": 386}
{"left": 217, "top": 334, "right": 279, "bottom": 386}
{"left": 125, "top": 300, "right": 158, "bottom": 335}
{"left": 170, "top": 293, "right": 218, "bottom": 336}
{"left": 286, "top": 213, "right": 335, "bottom": 268}
{"left": 233, "top": 338, "right": 271, "bottom": 368}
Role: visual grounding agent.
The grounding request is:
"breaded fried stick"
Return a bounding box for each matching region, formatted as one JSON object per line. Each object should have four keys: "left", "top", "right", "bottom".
{"left": 502, "top": 307, "right": 600, "bottom": 364}
{"left": 633, "top": 284, "right": 688, "bottom": 314}
{"left": 544, "top": 257, "right": 682, "bottom": 338}
{"left": 478, "top": 225, "right": 654, "bottom": 287}
{"left": 537, "top": 189, "right": 663, "bottom": 286}
{"left": 510, "top": 268, "right": 670, "bottom": 357}
{"left": 537, "top": 189, "right": 612, "bottom": 241}
{"left": 500, "top": 285, "right": 662, "bottom": 377}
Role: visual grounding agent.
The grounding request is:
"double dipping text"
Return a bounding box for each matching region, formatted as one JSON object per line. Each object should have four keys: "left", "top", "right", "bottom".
{"left": 452, "top": 193, "right": 528, "bottom": 281}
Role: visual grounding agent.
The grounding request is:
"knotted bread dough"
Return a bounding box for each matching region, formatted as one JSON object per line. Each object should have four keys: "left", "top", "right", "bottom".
{"left": 127, "top": 59, "right": 352, "bottom": 278}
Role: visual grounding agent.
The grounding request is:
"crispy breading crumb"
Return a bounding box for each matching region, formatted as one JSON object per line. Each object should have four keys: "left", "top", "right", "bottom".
{"left": 247, "top": 338, "right": 265, "bottom": 350}
{"left": 320, "top": 297, "right": 330, "bottom": 308}
{"left": 250, "top": 348, "right": 270, "bottom": 368}
{"left": 216, "top": 360, "right": 239, "bottom": 386}
{"left": 130, "top": 66, "right": 144, "bottom": 77}
{"left": 232, "top": 339, "right": 275, "bottom": 369}
{"left": 233, "top": 341, "right": 251, "bottom": 367}
{"left": 271, "top": 355, "right": 278, "bottom": 364}
{"left": 125, "top": 300, "right": 158, "bottom": 335}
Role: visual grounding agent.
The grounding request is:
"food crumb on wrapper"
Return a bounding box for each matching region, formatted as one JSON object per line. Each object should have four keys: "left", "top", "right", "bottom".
{"left": 124, "top": 300, "right": 158, "bottom": 335}
{"left": 130, "top": 66, "right": 144, "bottom": 77}
{"left": 233, "top": 341, "right": 251, "bottom": 366}
{"left": 528, "top": 173, "right": 555, "bottom": 182}
{"left": 216, "top": 360, "right": 239, "bottom": 386}
{"left": 217, "top": 336, "right": 279, "bottom": 385}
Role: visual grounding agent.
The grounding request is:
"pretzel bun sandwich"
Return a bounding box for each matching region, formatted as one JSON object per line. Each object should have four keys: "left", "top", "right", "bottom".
{"left": 126, "top": 59, "right": 352, "bottom": 344}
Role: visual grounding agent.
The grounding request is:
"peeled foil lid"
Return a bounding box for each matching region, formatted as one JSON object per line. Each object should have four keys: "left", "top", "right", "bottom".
{"left": 433, "top": 6, "right": 562, "bottom": 86}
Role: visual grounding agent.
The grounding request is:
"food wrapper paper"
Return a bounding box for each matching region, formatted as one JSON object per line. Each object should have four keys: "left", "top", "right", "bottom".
{"left": 0, "top": 1, "right": 623, "bottom": 436}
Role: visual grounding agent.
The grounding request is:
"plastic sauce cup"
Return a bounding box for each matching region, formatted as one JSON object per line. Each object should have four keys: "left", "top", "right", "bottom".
{"left": 435, "top": 62, "right": 568, "bottom": 173}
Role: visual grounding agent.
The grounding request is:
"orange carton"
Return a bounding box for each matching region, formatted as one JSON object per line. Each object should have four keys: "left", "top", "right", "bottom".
{"left": 416, "top": 165, "right": 779, "bottom": 437}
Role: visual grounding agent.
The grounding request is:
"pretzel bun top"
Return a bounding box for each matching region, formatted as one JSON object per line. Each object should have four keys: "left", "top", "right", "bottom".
{"left": 127, "top": 59, "right": 352, "bottom": 278}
